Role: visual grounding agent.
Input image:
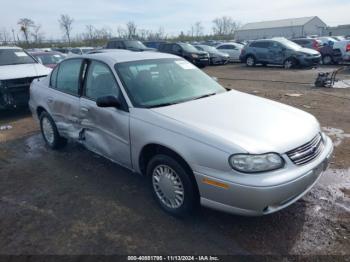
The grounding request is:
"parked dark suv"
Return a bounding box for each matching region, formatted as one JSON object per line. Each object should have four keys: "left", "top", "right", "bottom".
{"left": 291, "top": 38, "right": 342, "bottom": 65}
{"left": 106, "top": 39, "right": 156, "bottom": 52}
{"left": 158, "top": 42, "right": 209, "bottom": 67}
{"left": 240, "top": 38, "right": 321, "bottom": 69}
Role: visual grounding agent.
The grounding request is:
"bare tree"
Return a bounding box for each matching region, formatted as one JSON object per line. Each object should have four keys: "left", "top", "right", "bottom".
{"left": 84, "top": 24, "right": 95, "bottom": 44}
{"left": 148, "top": 27, "right": 165, "bottom": 40}
{"left": 0, "top": 28, "right": 11, "bottom": 44}
{"left": 17, "top": 18, "right": 35, "bottom": 45}
{"left": 117, "top": 26, "right": 127, "bottom": 38}
{"left": 212, "top": 16, "right": 240, "bottom": 37}
{"left": 193, "top": 21, "right": 204, "bottom": 37}
{"left": 58, "top": 14, "right": 74, "bottom": 45}
{"left": 31, "top": 24, "right": 44, "bottom": 43}
{"left": 126, "top": 21, "right": 137, "bottom": 39}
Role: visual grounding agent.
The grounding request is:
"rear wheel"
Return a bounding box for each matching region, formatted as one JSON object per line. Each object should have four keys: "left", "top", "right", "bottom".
{"left": 246, "top": 55, "right": 256, "bottom": 67}
{"left": 147, "top": 154, "right": 198, "bottom": 217}
{"left": 322, "top": 55, "right": 333, "bottom": 65}
{"left": 40, "top": 112, "right": 67, "bottom": 149}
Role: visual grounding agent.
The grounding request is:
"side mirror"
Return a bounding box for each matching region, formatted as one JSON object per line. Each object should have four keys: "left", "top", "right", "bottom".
{"left": 96, "top": 95, "right": 121, "bottom": 108}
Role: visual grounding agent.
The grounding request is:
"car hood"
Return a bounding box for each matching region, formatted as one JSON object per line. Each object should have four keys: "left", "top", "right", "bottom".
{"left": 0, "top": 63, "right": 51, "bottom": 80}
{"left": 298, "top": 47, "right": 320, "bottom": 55}
{"left": 151, "top": 90, "right": 320, "bottom": 154}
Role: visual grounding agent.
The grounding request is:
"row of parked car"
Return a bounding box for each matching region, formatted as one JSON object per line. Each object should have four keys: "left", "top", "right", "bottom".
{"left": 0, "top": 34, "right": 349, "bottom": 110}
{"left": 105, "top": 36, "right": 350, "bottom": 69}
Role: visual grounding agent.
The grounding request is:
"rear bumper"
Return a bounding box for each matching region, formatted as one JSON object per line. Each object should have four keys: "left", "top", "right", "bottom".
{"left": 194, "top": 136, "right": 333, "bottom": 216}
{"left": 211, "top": 57, "right": 229, "bottom": 64}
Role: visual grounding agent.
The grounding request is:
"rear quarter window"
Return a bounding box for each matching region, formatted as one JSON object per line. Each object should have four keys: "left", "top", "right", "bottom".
{"left": 50, "top": 66, "right": 59, "bottom": 88}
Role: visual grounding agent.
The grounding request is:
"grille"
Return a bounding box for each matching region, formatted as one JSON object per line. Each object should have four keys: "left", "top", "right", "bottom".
{"left": 287, "top": 133, "right": 324, "bottom": 165}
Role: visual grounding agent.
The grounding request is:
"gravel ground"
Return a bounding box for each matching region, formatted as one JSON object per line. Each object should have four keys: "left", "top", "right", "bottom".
{"left": 0, "top": 64, "right": 349, "bottom": 255}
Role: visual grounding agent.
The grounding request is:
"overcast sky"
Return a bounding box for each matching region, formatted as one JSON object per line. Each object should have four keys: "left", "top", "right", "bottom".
{"left": 1, "top": 0, "right": 349, "bottom": 40}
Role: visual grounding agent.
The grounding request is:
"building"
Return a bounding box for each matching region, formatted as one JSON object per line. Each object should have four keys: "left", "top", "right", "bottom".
{"left": 235, "top": 16, "right": 327, "bottom": 40}
{"left": 324, "top": 24, "right": 350, "bottom": 37}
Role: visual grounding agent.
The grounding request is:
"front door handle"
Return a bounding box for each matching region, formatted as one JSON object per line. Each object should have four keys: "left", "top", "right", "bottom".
{"left": 47, "top": 98, "right": 53, "bottom": 103}
{"left": 81, "top": 107, "right": 89, "bottom": 112}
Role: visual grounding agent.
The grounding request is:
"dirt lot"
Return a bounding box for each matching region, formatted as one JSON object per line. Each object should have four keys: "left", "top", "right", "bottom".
{"left": 0, "top": 64, "right": 349, "bottom": 256}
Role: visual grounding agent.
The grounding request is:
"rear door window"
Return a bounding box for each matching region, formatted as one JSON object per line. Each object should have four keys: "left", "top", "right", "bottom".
{"left": 56, "top": 59, "right": 83, "bottom": 96}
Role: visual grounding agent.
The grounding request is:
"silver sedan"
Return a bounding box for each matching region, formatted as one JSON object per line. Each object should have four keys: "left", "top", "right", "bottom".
{"left": 29, "top": 50, "right": 333, "bottom": 216}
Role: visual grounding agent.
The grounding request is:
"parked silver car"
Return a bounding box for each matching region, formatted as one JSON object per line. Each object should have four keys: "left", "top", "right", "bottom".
{"left": 29, "top": 50, "right": 333, "bottom": 216}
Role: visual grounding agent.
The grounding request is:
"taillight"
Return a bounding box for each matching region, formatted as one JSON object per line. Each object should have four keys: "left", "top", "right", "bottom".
{"left": 313, "top": 40, "right": 320, "bottom": 51}
{"left": 346, "top": 43, "right": 350, "bottom": 52}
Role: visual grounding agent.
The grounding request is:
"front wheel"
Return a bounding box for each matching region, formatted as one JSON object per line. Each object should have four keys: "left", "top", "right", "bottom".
{"left": 40, "top": 112, "right": 67, "bottom": 149}
{"left": 284, "top": 58, "right": 297, "bottom": 69}
{"left": 147, "top": 154, "right": 198, "bottom": 217}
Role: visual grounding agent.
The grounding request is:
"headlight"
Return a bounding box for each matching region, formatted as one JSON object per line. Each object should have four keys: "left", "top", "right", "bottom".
{"left": 192, "top": 54, "right": 199, "bottom": 58}
{"left": 229, "top": 153, "right": 284, "bottom": 173}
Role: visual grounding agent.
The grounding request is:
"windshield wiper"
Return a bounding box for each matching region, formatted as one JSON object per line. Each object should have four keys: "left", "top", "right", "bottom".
{"left": 146, "top": 101, "right": 182, "bottom": 108}
{"left": 147, "top": 93, "right": 217, "bottom": 108}
{"left": 192, "top": 92, "right": 217, "bottom": 100}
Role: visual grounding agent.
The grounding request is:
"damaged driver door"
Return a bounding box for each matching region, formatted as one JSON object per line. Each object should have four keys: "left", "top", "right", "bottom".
{"left": 79, "top": 60, "right": 131, "bottom": 168}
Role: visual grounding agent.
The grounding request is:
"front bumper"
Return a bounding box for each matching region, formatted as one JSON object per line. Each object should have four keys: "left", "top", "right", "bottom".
{"left": 0, "top": 86, "right": 30, "bottom": 109}
{"left": 194, "top": 135, "right": 333, "bottom": 216}
{"left": 192, "top": 58, "right": 209, "bottom": 67}
{"left": 300, "top": 56, "right": 321, "bottom": 66}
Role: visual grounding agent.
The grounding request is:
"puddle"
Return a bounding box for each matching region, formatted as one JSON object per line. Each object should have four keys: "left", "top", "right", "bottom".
{"left": 22, "top": 135, "right": 45, "bottom": 159}
{"left": 322, "top": 127, "right": 350, "bottom": 147}
{"left": 333, "top": 80, "right": 350, "bottom": 89}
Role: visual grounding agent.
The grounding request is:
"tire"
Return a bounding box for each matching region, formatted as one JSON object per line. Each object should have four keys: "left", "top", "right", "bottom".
{"left": 322, "top": 55, "right": 333, "bottom": 65}
{"left": 283, "top": 58, "right": 297, "bottom": 69}
{"left": 147, "top": 154, "right": 198, "bottom": 217}
{"left": 39, "top": 112, "right": 67, "bottom": 149}
{"left": 246, "top": 55, "right": 256, "bottom": 67}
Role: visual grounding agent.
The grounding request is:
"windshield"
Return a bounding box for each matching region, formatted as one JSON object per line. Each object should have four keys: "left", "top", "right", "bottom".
{"left": 115, "top": 58, "right": 226, "bottom": 108}
{"left": 82, "top": 48, "right": 93, "bottom": 53}
{"left": 125, "top": 41, "right": 147, "bottom": 49}
{"left": 0, "top": 49, "right": 37, "bottom": 66}
{"left": 278, "top": 39, "right": 302, "bottom": 50}
{"left": 34, "top": 53, "right": 65, "bottom": 65}
{"left": 197, "top": 45, "right": 218, "bottom": 53}
{"left": 178, "top": 43, "right": 199, "bottom": 53}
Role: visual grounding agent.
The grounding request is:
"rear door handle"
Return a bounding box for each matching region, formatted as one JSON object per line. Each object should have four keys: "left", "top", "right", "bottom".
{"left": 47, "top": 98, "right": 53, "bottom": 103}
{"left": 81, "top": 107, "right": 89, "bottom": 112}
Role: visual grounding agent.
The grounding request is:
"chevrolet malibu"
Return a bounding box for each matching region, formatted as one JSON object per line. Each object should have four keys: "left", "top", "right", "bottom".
{"left": 29, "top": 50, "right": 333, "bottom": 216}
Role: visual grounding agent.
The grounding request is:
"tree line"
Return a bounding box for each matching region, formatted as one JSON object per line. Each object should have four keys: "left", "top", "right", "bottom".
{"left": 0, "top": 14, "right": 241, "bottom": 47}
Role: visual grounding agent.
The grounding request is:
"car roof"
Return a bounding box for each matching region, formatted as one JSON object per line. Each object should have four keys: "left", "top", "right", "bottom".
{"left": 0, "top": 46, "right": 22, "bottom": 50}
{"left": 29, "top": 51, "right": 63, "bottom": 55}
{"left": 80, "top": 49, "right": 179, "bottom": 64}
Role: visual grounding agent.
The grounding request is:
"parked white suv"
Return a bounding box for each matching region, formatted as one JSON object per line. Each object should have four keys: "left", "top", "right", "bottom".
{"left": 0, "top": 46, "right": 51, "bottom": 109}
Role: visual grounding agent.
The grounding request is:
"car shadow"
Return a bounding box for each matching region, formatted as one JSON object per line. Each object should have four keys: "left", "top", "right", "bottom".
{"left": 0, "top": 134, "right": 308, "bottom": 255}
